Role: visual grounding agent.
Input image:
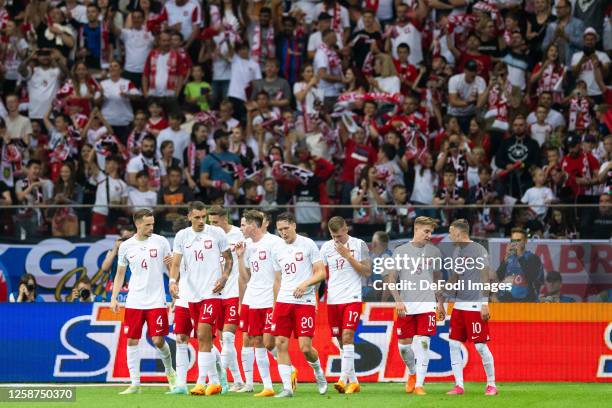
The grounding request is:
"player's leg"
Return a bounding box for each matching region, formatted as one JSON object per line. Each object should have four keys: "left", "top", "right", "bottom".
{"left": 146, "top": 308, "right": 176, "bottom": 390}
{"left": 253, "top": 334, "right": 275, "bottom": 396}
{"left": 221, "top": 298, "right": 244, "bottom": 389}
{"left": 328, "top": 304, "right": 347, "bottom": 393}
{"left": 475, "top": 342, "right": 497, "bottom": 395}
{"left": 272, "top": 303, "right": 294, "bottom": 398}
{"left": 341, "top": 302, "right": 362, "bottom": 394}
{"left": 296, "top": 305, "right": 327, "bottom": 395}
{"left": 396, "top": 315, "right": 417, "bottom": 393}
{"left": 120, "top": 308, "right": 144, "bottom": 395}
{"left": 447, "top": 308, "right": 467, "bottom": 395}
{"left": 465, "top": 311, "right": 497, "bottom": 395}
{"left": 196, "top": 322, "right": 221, "bottom": 394}
{"left": 238, "top": 304, "right": 255, "bottom": 392}
{"left": 412, "top": 312, "right": 437, "bottom": 395}
{"left": 169, "top": 306, "right": 192, "bottom": 394}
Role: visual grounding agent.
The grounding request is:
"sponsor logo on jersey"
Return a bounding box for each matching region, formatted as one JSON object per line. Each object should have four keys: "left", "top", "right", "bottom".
{"left": 295, "top": 252, "right": 303, "bottom": 261}
{"left": 149, "top": 249, "right": 157, "bottom": 258}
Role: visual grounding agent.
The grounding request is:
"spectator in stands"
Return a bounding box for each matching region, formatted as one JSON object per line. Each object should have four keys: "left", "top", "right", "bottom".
{"left": 447, "top": 59, "right": 487, "bottom": 134}
{"left": 99, "top": 225, "right": 136, "bottom": 301}
{"left": 126, "top": 134, "right": 165, "bottom": 190}
{"left": 540, "top": 271, "right": 575, "bottom": 302}
{"left": 363, "top": 230, "right": 391, "bottom": 301}
{"left": 542, "top": 0, "right": 584, "bottom": 66}
{"left": 433, "top": 165, "right": 467, "bottom": 226}
{"left": 157, "top": 112, "right": 189, "bottom": 166}
{"left": 115, "top": 9, "right": 155, "bottom": 89}
{"left": 313, "top": 28, "right": 345, "bottom": 112}
{"left": 100, "top": 61, "right": 141, "bottom": 142}
{"left": 570, "top": 27, "right": 610, "bottom": 104}
{"left": 5, "top": 94, "right": 32, "bottom": 146}
{"left": 495, "top": 228, "right": 545, "bottom": 302}
{"left": 582, "top": 192, "right": 612, "bottom": 239}
{"left": 521, "top": 167, "right": 557, "bottom": 221}
{"left": 67, "top": 275, "right": 95, "bottom": 302}
{"left": 351, "top": 164, "right": 388, "bottom": 225}
{"left": 49, "top": 163, "right": 83, "bottom": 237}
{"left": 228, "top": 42, "right": 262, "bottom": 122}
{"left": 127, "top": 170, "right": 157, "bottom": 213}
{"left": 200, "top": 129, "right": 240, "bottom": 198}
{"left": 410, "top": 152, "right": 437, "bottom": 219}
{"left": 9, "top": 273, "right": 44, "bottom": 302}
{"left": 527, "top": 91, "right": 566, "bottom": 129}
{"left": 183, "top": 65, "right": 212, "bottom": 112}
{"left": 90, "top": 155, "right": 128, "bottom": 236}
{"left": 15, "top": 159, "right": 53, "bottom": 237}
{"left": 545, "top": 208, "right": 577, "bottom": 238}
{"left": 157, "top": 165, "right": 193, "bottom": 234}
{"left": 143, "top": 31, "right": 186, "bottom": 110}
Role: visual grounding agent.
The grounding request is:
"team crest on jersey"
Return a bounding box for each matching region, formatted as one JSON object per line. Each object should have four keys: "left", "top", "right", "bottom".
{"left": 259, "top": 251, "right": 267, "bottom": 260}
{"left": 295, "top": 252, "right": 303, "bottom": 261}
{"left": 149, "top": 249, "right": 157, "bottom": 258}
{"left": 332, "top": 327, "right": 339, "bottom": 335}
{"left": 204, "top": 240, "right": 212, "bottom": 249}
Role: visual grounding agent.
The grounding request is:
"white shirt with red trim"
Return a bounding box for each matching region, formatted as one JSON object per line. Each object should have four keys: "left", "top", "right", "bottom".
{"left": 173, "top": 225, "right": 229, "bottom": 302}
{"left": 118, "top": 234, "right": 171, "bottom": 309}
{"left": 160, "top": 0, "right": 202, "bottom": 40}
{"left": 100, "top": 78, "right": 140, "bottom": 126}
{"left": 321, "top": 236, "right": 369, "bottom": 305}
{"left": 243, "top": 233, "right": 285, "bottom": 309}
{"left": 221, "top": 225, "right": 244, "bottom": 300}
{"left": 120, "top": 28, "right": 155, "bottom": 74}
{"left": 272, "top": 234, "right": 322, "bottom": 306}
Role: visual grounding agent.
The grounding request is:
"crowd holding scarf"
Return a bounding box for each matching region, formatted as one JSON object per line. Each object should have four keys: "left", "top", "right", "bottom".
{"left": 485, "top": 80, "right": 514, "bottom": 131}
{"left": 95, "top": 133, "right": 128, "bottom": 162}
{"left": 55, "top": 78, "right": 101, "bottom": 115}
{"left": 143, "top": 49, "right": 182, "bottom": 91}
{"left": 534, "top": 63, "right": 565, "bottom": 104}
{"left": 251, "top": 22, "right": 275, "bottom": 65}
{"left": 568, "top": 96, "right": 591, "bottom": 131}
{"left": 126, "top": 129, "right": 149, "bottom": 156}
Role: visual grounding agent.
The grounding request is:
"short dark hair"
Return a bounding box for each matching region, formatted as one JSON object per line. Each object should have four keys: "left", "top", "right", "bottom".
{"left": 26, "top": 159, "right": 42, "bottom": 168}
{"left": 380, "top": 143, "right": 397, "bottom": 161}
{"left": 208, "top": 205, "right": 228, "bottom": 217}
{"left": 478, "top": 165, "right": 492, "bottom": 175}
{"left": 244, "top": 210, "right": 264, "bottom": 228}
{"left": 397, "top": 43, "right": 410, "bottom": 52}
{"left": 276, "top": 212, "right": 296, "bottom": 225}
{"left": 142, "top": 134, "right": 156, "bottom": 147}
{"left": 510, "top": 227, "right": 527, "bottom": 240}
{"left": 136, "top": 170, "right": 149, "bottom": 179}
{"left": 443, "top": 165, "right": 457, "bottom": 174}
{"left": 450, "top": 218, "right": 470, "bottom": 234}
{"left": 167, "top": 165, "right": 182, "bottom": 175}
{"left": 160, "top": 140, "right": 174, "bottom": 151}
{"left": 260, "top": 6, "right": 272, "bottom": 14}
{"left": 242, "top": 179, "right": 258, "bottom": 190}
{"left": 133, "top": 209, "right": 153, "bottom": 223}
{"left": 546, "top": 271, "right": 562, "bottom": 283}
{"left": 189, "top": 201, "right": 206, "bottom": 213}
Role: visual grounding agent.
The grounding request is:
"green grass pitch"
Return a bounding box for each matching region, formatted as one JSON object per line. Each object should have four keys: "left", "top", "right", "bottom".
{"left": 19, "top": 382, "right": 612, "bottom": 408}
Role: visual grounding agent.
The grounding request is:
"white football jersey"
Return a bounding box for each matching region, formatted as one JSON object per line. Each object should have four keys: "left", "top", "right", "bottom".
{"left": 321, "top": 235, "right": 369, "bottom": 305}
{"left": 272, "top": 235, "right": 322, "bottom": 305}
{"left": 221, "top": 225, "right": 244, "bottom": 300}
{"left": 243, "top": 233, "right": 285, "bottom": 309}
{"left": 118, "top": 234, "right": 171, "bottom": 309}
{"left": 173, "top": 225, "right": 229, "bottom": 302}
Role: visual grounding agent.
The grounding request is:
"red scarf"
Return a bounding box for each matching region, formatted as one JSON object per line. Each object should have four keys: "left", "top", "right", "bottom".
{"left": 319, "top": 43, "right": 342, "bottom": 74}
{"left": 251, "top": 23, "right": 275, "bottom": 65}
{"left": 568, "top": 97, "right": 591, "bottom": 131}
{"left": 146, "top": 49, "right": 181, "bottom": 90}
{"left": 329, "top": 2, "right": 342, "bottom": 36}
{"left": 485, "top": 81, "right": 513, "bottom": 131}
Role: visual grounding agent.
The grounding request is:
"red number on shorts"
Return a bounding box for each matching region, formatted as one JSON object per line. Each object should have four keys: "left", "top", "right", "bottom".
{"left": 335, "top": 258, "right": 345, "bottom": 270}
{"left": 156, "top": 316, "right": 163, "bottom": 326}
{"left": 300, "top": 316, "right": 314, "bottom": 329}
{"left": 284, "top": 263, "right": 297, "bottom": 274}
{"left": 203, "top": 304, "right": 214, "bottom": 316}
{"left": 251, "top": 261, "right": 259, "bottom": 272}
{"left": 193, "top": 250, "right": 204, "bottom": 261}
{"left": 141, "top": 259, "right": 148, "bottom": 269}
{"left": 348, "top": 311, "right": 359, "bottom": 323}
{"left": 229, "top": 306, "right": 236, "bottom": 317}
{"left": 472, "top": 322, "right": 482, "bottom": 333}
{"left": 429, "top": 315, "right": 436, "bottom": 329}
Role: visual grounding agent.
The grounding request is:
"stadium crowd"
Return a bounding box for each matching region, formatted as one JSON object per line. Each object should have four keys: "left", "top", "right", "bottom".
{"left": 0, "top": 0, "right": 610, "bottom": 241}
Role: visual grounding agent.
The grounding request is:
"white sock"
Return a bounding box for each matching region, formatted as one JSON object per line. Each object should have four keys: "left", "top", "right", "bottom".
{"left": 241, "top": 347, "right": 254, "bottom": 386}
{"left": 201, "top": 351, "right": 219, "bottom": 385}
{"left": 398, "top": 343, "right": 416, "bottom": 375}
{"left": 176, "top": 343, "right": 189, "bottom": 387}
{"left": 126, "top": 345, "right": 140, "bottom": 386}
{"left": 449, "top": 340, "right": 464, "bottom": 388}
{"left": 413, "top": 336, "right": 431, "bottom": 387}
{"left": 475, "top": 343, "right": 496, "bottom": 387}
{"left": 212, "top": 345, "right": 222, "bottom": 371}
{"left": 157, "top": 342, "right": 174, "bottom": 374}
{"left": 197, "top": 351, "right": 207, "bottom": 385}
{"left": 278, "top": 364, "right": 292, "bottom": 391}
{"left": 342, "top": 345, "right": 358, "bottom": 383}
{"left": 338, "top": 349, "right": 347, "bottom": 383}
{"left": 307, "top": 357, "right": 324, "bottom": 378}
{"left": 222, "top": 332, "right": 243, "bottom": 384}
{"left": 255, "top": 348, "right": 273, "bottom": 389}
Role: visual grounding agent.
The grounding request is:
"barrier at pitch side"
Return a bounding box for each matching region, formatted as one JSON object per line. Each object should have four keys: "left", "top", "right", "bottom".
{"left": 0, "top": 302, "right": 610, "bottom": 383}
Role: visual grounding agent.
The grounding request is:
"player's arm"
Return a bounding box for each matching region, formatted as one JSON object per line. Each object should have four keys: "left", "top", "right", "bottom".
{"left": 235, "top": 242, "right": 250, "bottom": 302}
{"left": 480, "top": 265, "right": 493, "bottom": 321}
{"left": 336, "top": 241, "right": 372, "bottom": 276}
{"left": 382, "top": 257, "right": 407, "bottom": 316}
{"left": 212, "top": 249, "right": 232, "bottom": 293}
{"left": 433, "top": 269, "right": 446, "bottom": 320}
{"left": 294, "top": 261, "right": 326, "bottom": 298}
{"left": 273, "top": 270, "right": 281, "bottom": 302}
{"left": 110, "top": 264, "right": 127, "bottom": 313}
{"left": 169, "top": 252, "right": 183, "bottom": 298}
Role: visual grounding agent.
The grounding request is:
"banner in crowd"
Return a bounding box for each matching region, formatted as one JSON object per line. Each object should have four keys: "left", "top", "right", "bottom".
{"left": 488, "top": 239, "right": 612, "bottom": 301}
{"left": 1, "top": 238, "right": 609, "bottom": 301}
{"left": 0, "top": 303, "right": 610, "bottom": 383}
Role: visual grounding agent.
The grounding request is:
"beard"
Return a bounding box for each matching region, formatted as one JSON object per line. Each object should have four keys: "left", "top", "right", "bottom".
{"left": 142, "top": 149, "right": 155, "bottom": 158}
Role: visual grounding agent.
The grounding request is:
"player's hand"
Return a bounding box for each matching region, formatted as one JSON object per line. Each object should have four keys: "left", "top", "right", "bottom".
{"left": 436, "top": 302, "right": 446, "bottom": 321}
{"left": 334, "top": 242, "right": 351, "bottom": 260}
{"left": 110, "top": 298, "right": 120, "bottom": 314}
{"left": 395, "top": 301, "right": 407, "bottom": 318}
{"left": 481, "top": 303, "right": 490, "bottom": 321}
{"left": 293, "top": 282, "right": 309, "bottom": 298}
{"left": 235, "top": 241, "right": 246, "bottom": 257}
{"left": 212, "top": 276, "right": 228, "bottom": 293}
{"left": 169, "top": 282, "right": 179, "bottom": 299}
{"left": 163, "top": 255, "right": 172, "bottom": 269}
